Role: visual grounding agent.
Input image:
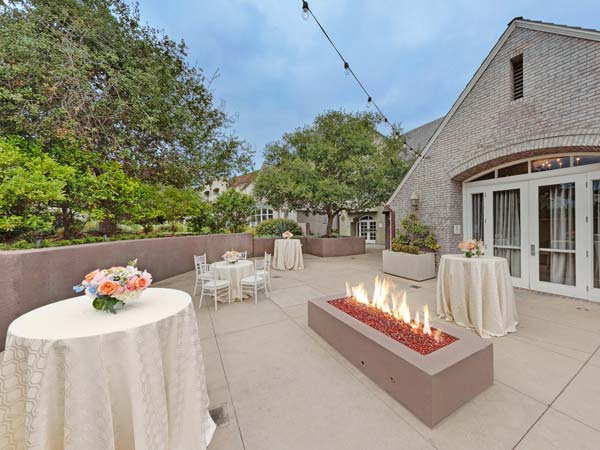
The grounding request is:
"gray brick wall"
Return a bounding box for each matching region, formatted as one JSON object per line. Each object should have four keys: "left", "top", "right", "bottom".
{"left": 389, "top": 26, "right": 600, "bottom": 255}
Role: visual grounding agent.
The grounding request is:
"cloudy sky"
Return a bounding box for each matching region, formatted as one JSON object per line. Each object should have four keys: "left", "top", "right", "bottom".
{"left": 138, "top": 0, "right": 600, "bottom": 167}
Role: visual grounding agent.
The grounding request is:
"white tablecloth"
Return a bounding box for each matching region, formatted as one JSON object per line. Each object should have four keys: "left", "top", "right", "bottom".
{"left": 212, "top": 260, "right": 253, "bottom": 299}
{"left": 273, "top": 239, "right": 304, "bottom": 271}
{"left": 0, "top": 288, "right": 216, "bottom": 450}
{"left": 436, "top": 254, "right": 518, "bottom": 338}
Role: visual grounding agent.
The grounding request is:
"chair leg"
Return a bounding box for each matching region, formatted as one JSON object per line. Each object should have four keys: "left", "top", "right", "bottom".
{"left": 199, "top": 284, "right": 204, "bottom": 309}
{"left": 254, "top": 284, "right": 258, "bottom": 304}
{"left": 193, "top": 279, "right": 198, "bottom": 298}
{"left": 214, "top": 289, "right": 218, "bottom": 312}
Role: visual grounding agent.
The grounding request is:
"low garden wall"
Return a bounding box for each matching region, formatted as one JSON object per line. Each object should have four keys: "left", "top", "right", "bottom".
{"left": 252, "top": 237, "right": 276, "bottom": 257}
{"left": 303, "top": 236, "right": 365, "bottom": 258}
{"left": 0, "top": 233, "right": 253, "bottom": 350}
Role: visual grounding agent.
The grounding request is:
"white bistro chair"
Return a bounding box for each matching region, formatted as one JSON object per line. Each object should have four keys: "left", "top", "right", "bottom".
{"left": 255, "top": 252, "right": 272, "bottom": 291}
{"left": 239, "top": 250, "right": 248, "bottom": 260}
{"left": 198, "top": 262, "right": 231, "bottom": 311}
{"left": 240, "top": 259, "right": 268, "bottom": 304}
{"left": 193, "top": 254, "right": 213, "bottom": 298}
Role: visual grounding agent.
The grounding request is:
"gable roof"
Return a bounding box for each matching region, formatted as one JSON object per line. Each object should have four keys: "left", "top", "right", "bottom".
{"left": 230, "top": 170, "right": 260, "bottom": 190}
{"left": 387, "top": 18, "right": 600, "bottom": 204}
{"left": 404, "top": 116, "right": 445, "bottom": 155}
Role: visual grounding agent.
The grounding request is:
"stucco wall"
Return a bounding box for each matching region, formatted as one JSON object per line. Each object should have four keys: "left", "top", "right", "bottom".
{"left": 389, "top": 26, "right": 600, "bottom": 254}
{"left": 0, "top": 233, "right": 253, "bottom": 350}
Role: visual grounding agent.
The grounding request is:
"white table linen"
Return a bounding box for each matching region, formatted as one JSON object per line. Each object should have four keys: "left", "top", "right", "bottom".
{"left": 212, "top": 260, "right": 253, "bottom": 299}
{"left": 273, "top": 239, "right": 304, "bottom": 271}
{"left": 436, "top": 254, "right": 518, "bottom": 338}
{"left": 0, "top": 288, "right": 216, "bottom": 450}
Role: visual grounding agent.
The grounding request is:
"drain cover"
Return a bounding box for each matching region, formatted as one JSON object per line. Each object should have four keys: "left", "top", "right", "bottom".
{"left": 409, "top": 285, "right": 422, "bottom": 289}
{"left": 209, "top": 404, "right": 229, "bottom": 426}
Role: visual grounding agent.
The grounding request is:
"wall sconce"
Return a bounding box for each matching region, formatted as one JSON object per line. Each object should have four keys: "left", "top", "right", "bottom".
{"left": 410, "top": 192, "right": 419, "bottom": 211}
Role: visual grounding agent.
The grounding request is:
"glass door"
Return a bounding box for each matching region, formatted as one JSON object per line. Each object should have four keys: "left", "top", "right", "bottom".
{"left": 358, "top": 216, "right": 377, "bottom": 243}
{"left": 529, "top": 174, "right": 588, "bottom": 297}
{"left": 587, "top": 172, "right": 600, "bottom": 301}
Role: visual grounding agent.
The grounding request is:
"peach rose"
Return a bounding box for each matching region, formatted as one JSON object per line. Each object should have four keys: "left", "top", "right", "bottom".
{"left": 84, "top": 269, "right": 99, "bottom": 282}
{"left": 98, "top": 280, "right": 120, "bottom": 296}
{"left": 126, "top": 276, "right": 140, "bottom": 291}
{"left": 137, "top": 277, "right": 149, "bottom": 289}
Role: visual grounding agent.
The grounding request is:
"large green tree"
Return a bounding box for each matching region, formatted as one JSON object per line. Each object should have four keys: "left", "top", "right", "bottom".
{"left": 0, "top": 0, "right": 252, "bottom": 187}
{"left": 212, "top": 189, "right": 255, "bottom": 233}
{"left": 254, "top": 111, "right": 407, "bottom": 236}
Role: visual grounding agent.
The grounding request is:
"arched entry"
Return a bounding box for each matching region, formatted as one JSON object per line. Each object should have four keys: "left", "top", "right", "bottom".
{"left": 358, "top": 215, "right": 377, "bottom": 243}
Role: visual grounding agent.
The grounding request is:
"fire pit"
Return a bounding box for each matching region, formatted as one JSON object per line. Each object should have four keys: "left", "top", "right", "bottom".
{"left": 308, "top": 278, "right": 493, "bottom": 427}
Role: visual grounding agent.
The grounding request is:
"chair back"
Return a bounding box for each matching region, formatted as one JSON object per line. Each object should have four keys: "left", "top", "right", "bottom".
{"left": 264, "top": 252, "right": 272, "bottom": 273}
{"left": 200, "top": 262, "right": 214, "bottom": 281}
{"left": 194, "top": 254, "right": 206, "bottom": 276}
{"left": 239, "top": 250, "right": 248, "bottom": 260}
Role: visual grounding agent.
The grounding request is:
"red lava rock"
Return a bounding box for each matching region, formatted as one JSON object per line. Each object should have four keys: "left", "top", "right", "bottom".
{"left": 328, "top": 297, "right": 458, "bottom": 355}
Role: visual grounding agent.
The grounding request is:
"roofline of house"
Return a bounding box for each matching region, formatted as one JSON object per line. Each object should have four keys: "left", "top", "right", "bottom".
{"left": 387, "top": 18, "right": 600, "bottom": 205}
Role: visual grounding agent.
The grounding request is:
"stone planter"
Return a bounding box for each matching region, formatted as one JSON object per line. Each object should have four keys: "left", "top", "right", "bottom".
{"left": 303, "top": 236, "right": 366, "bottom": 257}
{"left": 382, "top": 249, "right": 435, "bottom": 281}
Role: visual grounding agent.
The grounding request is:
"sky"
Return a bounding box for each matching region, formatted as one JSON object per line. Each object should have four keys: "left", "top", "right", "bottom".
{"left": 137, "top": 0, "right": 600, "bottom": 168}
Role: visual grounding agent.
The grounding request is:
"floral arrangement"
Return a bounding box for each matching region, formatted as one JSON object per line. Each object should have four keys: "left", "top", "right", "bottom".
{"left": 73, "top": 259, "right": 152, "bottom": 313}
{"left": 222, "top": 250, "right": 241, "bottom": 264}
{"left": 458, "top": 240, "right": 485, "bottom": 258}
{"left": 282, "top": 230, "right": 293, "bottom": 239}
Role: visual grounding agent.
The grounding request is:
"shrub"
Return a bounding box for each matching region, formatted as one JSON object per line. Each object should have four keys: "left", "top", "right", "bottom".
{"left": 393, "top": 213, "right": 440, "bottom": 253}
{"left": 391, "top": 242, "right": 420, "bottom": 255}
{"left": 255, "top": 218, "right": 302, "bottom": 237}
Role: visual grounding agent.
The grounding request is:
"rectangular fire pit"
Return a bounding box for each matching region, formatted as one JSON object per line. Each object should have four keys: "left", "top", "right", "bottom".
{"left": 308, "top": 297, "right": 493, "bottom": 427}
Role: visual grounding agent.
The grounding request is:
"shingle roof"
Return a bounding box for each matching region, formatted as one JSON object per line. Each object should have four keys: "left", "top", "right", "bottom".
{"left": 230, "top": 170, "right": 260, "bottom": 190}
{"left": 510, "top": 17, "right": 600, "bottom": 36}
{"left": 404, "top": 117, "right": 445, "bottom": 155}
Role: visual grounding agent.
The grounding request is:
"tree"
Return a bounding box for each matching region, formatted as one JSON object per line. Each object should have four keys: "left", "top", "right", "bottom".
{"left": 212, "top": 189, "right": 256, "bottom": 233}
{"left": 0, "top": 0, "right": 253, "bottom": 187}
{"left": 0, "top": 137, "right": 72, "bottom": 240}
{"left": 254, "top": 111, "right": 408, "bottom": 236}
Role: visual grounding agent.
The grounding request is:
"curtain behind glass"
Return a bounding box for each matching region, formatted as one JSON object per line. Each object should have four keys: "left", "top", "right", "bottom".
{"left": 472, "top": 193, "right": 484, "bottom": 241}
{"left": 549, "top": 183, "right": 576, "bottom": 285}
{"left": 493, "top": 189, "right": 521, "bottom": 277}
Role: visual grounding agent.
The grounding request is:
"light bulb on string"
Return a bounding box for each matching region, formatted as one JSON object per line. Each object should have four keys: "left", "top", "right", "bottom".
{"left": 366, "top": 96, "right": 372, "bottom": 108}
{"left": 344, "top": 61, "right": 350, "bottom": 76}
{"left": 301, "top": 1, "right": 310, "bottom": 20}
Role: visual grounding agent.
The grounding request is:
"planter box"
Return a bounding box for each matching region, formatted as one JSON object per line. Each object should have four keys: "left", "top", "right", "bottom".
{"left": 252, "top": 237, "right": 276, "bottom": 257}
{"left": 308, "top": 297, "right": 493, "bottom": 427}
{"left": 382, "top": 249, "right": 435, "bottom": 281}
{"left": 303, "top": 236, "right": 366, "bottom": 257}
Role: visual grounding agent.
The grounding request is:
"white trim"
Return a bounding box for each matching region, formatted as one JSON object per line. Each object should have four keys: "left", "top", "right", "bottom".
{"left": 388, "top": 18, "right": 600, "bottom": 205}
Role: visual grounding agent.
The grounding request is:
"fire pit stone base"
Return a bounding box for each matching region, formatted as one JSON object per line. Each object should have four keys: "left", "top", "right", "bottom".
{"left": 308, "top": 297, "right": 493, "bottom": 428}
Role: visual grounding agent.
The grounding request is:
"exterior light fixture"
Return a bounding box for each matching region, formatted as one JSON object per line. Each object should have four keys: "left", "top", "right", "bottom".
{"left": 410, "top": 192, "right": 419, "bottom": 211}
{"left": 302, "top": 1, "right": 310, "bottom": 20}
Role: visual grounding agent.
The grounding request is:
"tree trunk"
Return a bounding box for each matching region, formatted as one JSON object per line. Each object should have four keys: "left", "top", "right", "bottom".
{"left": 100, "top": 218, "right": 117, "bottom": 235}
{"left": 61, "top": 206, "right": 72, "bottom": 239}
{"left": 325, "top": 213, "right": 335, "bottom": 237}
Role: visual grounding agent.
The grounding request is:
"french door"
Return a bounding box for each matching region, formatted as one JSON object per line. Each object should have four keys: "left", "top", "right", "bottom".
{"left": 529, "top": 174, "right": 588, "bottom": 298}
{"left": 464, "top": 173, "right": 600, "bottom": 300}
{"left": 358, "top": 216, "right": 377, "bottom": 243}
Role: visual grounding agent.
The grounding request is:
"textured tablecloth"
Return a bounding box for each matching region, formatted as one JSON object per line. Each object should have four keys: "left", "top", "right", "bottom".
{"left": 273, "top": 239, "right": 304, "bottom": 271}
{"left": 0, "top": 288, "right": 216, "bottom": 450}
{"left": 212, "top": 260, "right": 253, "bottom": 299}
{"left": 436, "top": 254, "right": 518, "bottom": 338}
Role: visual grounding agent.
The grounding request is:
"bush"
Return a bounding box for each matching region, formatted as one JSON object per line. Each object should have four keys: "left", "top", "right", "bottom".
{"left": 255, "top": 218, "right": 302, "bottom": 237}
{"left": 394, "top": 213, "right": 440, "bottom": 253}
{"left": 391, "top": 242, "right": 420, "bottom": 255}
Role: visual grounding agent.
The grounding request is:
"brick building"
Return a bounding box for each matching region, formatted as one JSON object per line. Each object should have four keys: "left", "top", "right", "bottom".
{"left": 387, "top": 18, "right": 600, "bottom": 300}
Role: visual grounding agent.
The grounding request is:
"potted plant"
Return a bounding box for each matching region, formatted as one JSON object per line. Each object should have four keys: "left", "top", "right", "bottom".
{"left": 383, "top": 213, "right": 440, "bottom": 281}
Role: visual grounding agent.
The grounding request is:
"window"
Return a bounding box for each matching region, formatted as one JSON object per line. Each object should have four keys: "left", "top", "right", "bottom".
{"left": 497, "top": 161, "right": 528, "bottom": 178}
{"left": 574, "top": 155, "right": 600, "bottom": 167}
{"left": 253, "top": 208, "right": 274, "bottom": 226}
{"left": 204, "top": 190, "right": 210, "bottom": 198}
{"left": 532, "top": 157, "right": 570, "bottom": 173}
{"left": 213, "top": 188, "right": 220, "bottom": 195}
{"left": 511, "top": 54, "right": 524, "bottom": 100}
{"left": 471, "top": 171, "right": 495, "bottom": 182}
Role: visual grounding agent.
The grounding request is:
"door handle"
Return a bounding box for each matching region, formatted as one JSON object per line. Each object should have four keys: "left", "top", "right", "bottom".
{"left": 530, "top": 244, "right": 536, "bottom": 256}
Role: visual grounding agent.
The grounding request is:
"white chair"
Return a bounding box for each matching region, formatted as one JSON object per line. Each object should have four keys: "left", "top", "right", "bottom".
{"left": 240, "top": 260, "right": 267, "bottom": 304}
{"left": 193, "top": 254, "right": 212, "bottom": 298}
{"left": 256, "top": 252, "right": 272, "bottom": 291}
{"left": 239, "top": 250, "right": 248, "bottom": 260}
{"left": 198, "top": 262, "right": 231, "bottom": 311}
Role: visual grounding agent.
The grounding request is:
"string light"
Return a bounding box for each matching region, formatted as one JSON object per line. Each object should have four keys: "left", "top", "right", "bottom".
{"left": 300, "top": 1, "right": 424, "bottom": 157}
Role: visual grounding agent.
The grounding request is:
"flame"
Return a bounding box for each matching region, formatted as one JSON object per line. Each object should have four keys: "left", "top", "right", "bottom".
{"left": 345, "top": 279, "right": 433, "bottom": 337}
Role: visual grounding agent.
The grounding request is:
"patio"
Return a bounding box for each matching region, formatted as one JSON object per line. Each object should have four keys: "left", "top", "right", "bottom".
{"left": 153, "top": 246, "right": 600, "bottom": 450}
